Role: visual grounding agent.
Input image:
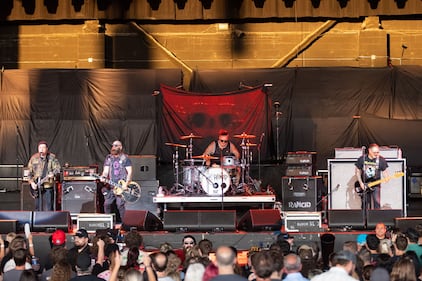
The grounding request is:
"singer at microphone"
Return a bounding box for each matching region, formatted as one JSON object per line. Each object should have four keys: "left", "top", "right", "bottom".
{"left": 354, "top": 143, "right": 390, "bottom": 210}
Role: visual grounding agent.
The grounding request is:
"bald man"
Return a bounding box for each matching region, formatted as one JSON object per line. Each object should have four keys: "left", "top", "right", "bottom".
{"left": 210, "top": 246, "right": 247, "bottom": 281}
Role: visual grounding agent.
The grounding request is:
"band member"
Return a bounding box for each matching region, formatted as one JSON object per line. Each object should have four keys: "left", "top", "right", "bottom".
{"left": 203, "top": 129, "right": 240, "bottom": 166}
{"left": 27, "top": 141, "right": 61, "bottom": 211}
{"left": 355, "top": 143, "right": 389, "bottom": 209}
{"left": 101, "top": 140, "right": 132, "bottom": 222}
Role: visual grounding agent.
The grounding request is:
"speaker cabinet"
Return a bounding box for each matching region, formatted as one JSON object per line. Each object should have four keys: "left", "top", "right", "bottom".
{"left": 122, "top": 210, "right": 163, "bottom": 231}
{"left": 0, "top": 220, "right": 17, "bottom": 234}
{"left": 237, "top": 209, "right": 282, "bottom": 231}
{"left": 366, "top": 209, "right": 402, "bottom": 228}
{"left": 282, "top": 177, "right": 318, "bottom": 211}
{"left": 62, "top": 181, "right": 97, "bottom": 214}
{"left": 0, "top": 211, "right": 32, "bottom": 232}
{"left": 126, "top": 180, "right": 159, "bottom": 215}
{"left": 21, "top": 183, "right": 35, "bottom": 211}
{"left": 328, "top": 159, "right": 406, "bottom": 211}
{"left": 395, "top": 217, "right": 422, "bottom": 232}
{"left": 128, "top": 155, "right": 157, "bottom": 181}
{"left": 32, "top": 211, "right": 72, "bottom": 232}
{"left": 163, "top": 210, "right": 236, "bottom": 232}
{"left": 328, "top": 210, "right": 365, "bottom": 229}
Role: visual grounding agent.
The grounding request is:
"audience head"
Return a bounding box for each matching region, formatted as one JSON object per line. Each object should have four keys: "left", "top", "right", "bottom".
{"left": 124, "top": 230, "right": 144, "bottom": 249}
{"left": 251, "top": 250, "right": 274, "bottom": 279}
{"left": 74, "top": 229, "right": 89, "bottom": 249}
{"left": 50, "top": 229, "right": 67, "bottom": 248}
{"left": 124, "top": 268, "right": 143, "bottom": 281}
{"left": 184, "top": 262, "right": 205, "bottom": 281}
{"left": 151, "top": 252, "right": 168, "bottom": 273}
{"left": 13, "top": 248, "right": 28, "bottom": 267}
{"left": 370, "top": 267, "right": 390, "bottom": 281}
{"left": 375, "top": 223, "right": 387, "bottom": 240}
{"left": 283, "top": 253, "right": 302, "bottom": 274}
{"left": 405, "top": 228, "right": 419, "bottom": 243}
{"left": 182, "top": 235, "right": 196, "bottom": 250}
{"left": 390, "top": 256, "right": 416, "bottom": 281}
{"left": 76, "top": 252, "right": 92, "bottom": 273}
{"left": 198, "top": 239, "right": 213, "bottom": 256}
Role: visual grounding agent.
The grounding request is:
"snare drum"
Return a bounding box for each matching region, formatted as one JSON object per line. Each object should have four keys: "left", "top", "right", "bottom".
{"left": 222, "top": 156, "right": 237, "bottom": 169}
{"left": 200, "top": 167, "right": 231, "bottom": 196}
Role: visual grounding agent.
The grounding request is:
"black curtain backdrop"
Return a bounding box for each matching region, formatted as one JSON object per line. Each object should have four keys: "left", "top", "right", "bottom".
{"left": 0, "top": 67, "right": 421, "bottom": 178}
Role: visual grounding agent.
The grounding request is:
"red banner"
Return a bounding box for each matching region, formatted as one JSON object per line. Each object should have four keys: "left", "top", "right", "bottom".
{"left": 160, "top": 84, "right": 270, "bottom": 160}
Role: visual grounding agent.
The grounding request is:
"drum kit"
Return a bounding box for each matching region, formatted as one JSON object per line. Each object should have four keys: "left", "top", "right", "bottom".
{"left": 166, "top": 132, "right": 259, "bottom": 196}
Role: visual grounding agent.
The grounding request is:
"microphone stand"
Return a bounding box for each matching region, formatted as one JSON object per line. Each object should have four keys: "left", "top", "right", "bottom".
{"left": 220, "top": 148, "right": 224, "bottom": 211}
{"left": 360, "top": 146, "right": 368, "bottom": 229}
{"left": 258, "top": 133, "right": 264, "bottom": 182}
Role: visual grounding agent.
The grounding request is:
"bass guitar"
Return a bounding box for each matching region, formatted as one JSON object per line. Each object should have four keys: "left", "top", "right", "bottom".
{"left": 94, "top": 175, "right": 141, "bottom": 203}
{"left": 354, "top": 171, "right": 405, "bottom": 194}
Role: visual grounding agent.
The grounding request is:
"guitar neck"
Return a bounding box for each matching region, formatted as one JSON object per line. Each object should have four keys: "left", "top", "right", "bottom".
{"left": 367, "top": 173, "right": 404, "bottom": 188}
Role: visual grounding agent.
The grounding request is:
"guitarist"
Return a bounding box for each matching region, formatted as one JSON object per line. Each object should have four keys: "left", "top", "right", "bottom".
{"left": 355, "top": 143, "right": 389, "bottom": 209}
{"left": 27, "top": 141, "right": 61, "bottom": 211}
{"left": 100, "top": 140, "right": 133, "bottom": 223}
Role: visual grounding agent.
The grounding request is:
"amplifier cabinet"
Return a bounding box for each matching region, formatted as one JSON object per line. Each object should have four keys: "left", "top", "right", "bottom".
{"left": 328, "top": 159, "right": 406, "bottom": 213}
{"left": 61, "top": 181, "right": 97, "bottom": 214}
{"left": 282, "top": 177, "right": 318, "bottom": 212}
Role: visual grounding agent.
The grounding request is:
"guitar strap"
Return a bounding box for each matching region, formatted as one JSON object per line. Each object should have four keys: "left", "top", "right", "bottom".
{"left": 40, "top": 155, "right": 49, "bottom": 182}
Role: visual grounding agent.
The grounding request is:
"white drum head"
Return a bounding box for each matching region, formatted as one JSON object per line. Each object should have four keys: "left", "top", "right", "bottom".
{"left": 200, "top": 167, "right": 230, "bottom": 196}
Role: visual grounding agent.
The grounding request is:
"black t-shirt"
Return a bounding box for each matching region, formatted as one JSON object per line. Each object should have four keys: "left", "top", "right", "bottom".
{"left": 355, "top": 155, "right": 388, "bottom": 184}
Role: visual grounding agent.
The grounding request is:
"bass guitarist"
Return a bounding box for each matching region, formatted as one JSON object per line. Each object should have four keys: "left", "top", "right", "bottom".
{"left": 100, "top": 140, "right": 132, "bottom": 223}
{"left": 355, "top": 143, "right": 389, "bottom": 209}
{"left": 27, "top": 141, "right": 61, "bottom": 211}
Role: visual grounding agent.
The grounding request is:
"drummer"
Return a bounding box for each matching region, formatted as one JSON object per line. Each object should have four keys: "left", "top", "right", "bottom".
{"left": 202, "top": 129, "right": 240, "bottom": 167}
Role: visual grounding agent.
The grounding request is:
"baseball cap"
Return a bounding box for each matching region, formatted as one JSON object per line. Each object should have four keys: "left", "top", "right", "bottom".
{"left": 75, "top": 229, "right": 89, "bottom": 238}
{"left": 51, "top": 229, "right": 66, "bottom": 246}
{"left": 76, "top": 253, "right": 92, "bottom": 271}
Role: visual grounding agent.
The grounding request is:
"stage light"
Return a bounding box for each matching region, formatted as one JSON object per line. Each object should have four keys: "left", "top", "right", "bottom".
{"left": 253, "top": 0, "right": 266, "bottom": 8}
{"left": 310, "top": 0, "right": 320, "bottom": 8}
{"left": 367, "top": 0, "right": 380, "bottom": 9}
{"left": 395, "top": 0, "right": 407, "bottom": 9}
{"left": 72, "top": 0, "right": 84, "bottom": 12}
{"left": 174, "top": 0, "right": 188, "bottom": 9}
{"left": 199, "top": 0, "right": 213, "bottom": 9}
{"left": 282, "top": 0, "right": 295, "bottom": 8}
{"left": 337, "top": 0, "right": 348, "bottom": 8}
{"left": 233, "top": 29, "right": 245, "bottom": 39}
{"left": 147, "top": 0, "right": 161, "bottom": 10}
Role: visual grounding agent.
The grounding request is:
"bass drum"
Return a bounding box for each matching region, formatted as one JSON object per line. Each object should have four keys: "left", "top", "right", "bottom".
{"left": 200, "top": 167, "right": 231, "bottom": 196}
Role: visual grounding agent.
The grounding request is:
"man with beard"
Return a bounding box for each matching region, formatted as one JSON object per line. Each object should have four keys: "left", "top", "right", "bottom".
{"left": 100, "top": 140, "right": 133, "bottom": 222}
{"left": 68, "top": 229, "right": 91, "bottom": 272}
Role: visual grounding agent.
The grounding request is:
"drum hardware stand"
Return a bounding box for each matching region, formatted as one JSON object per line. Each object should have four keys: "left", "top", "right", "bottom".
{"left": 274, "top": 101, "right": 282, "bottom": 162}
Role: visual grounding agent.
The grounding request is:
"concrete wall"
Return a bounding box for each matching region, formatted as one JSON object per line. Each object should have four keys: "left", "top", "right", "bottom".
{"left": 0, "top": 17, "right": 421, "bottom": 70}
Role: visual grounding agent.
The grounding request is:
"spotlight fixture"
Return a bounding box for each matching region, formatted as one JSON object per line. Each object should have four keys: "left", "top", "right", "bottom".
{"left": 233, "top": 29, "right": 245, "bottom": 39}
{"left": 71, "top": 0, "right": 84, "bottom": 12}
{"left": 337, "top": 0, "right": 349, "bottom": 8}
{"left": 283, "top": 0, "right": 295, "bottom": 8}
{"left": 147, "top": 0, "right": 161, "bottom": 10}
{"left": 395, "top": 0, "right": 407, "bottom": 9}
{"left": 252, "top": 0, "right": 266, "bottom": 8}
{"left": 310, "top": 0, "right": 321, "bottom": 8}
{"left": 174, "top": 0, "right": 188, "bottom": 9}
{"left": 367, "top": 0, "right": 380, "bottom": 9}
{"left": 402, "top": 44, "right": 408, "bottom": 49}
{"left": 199, "top": 0, "right": 213, "bottom": 9}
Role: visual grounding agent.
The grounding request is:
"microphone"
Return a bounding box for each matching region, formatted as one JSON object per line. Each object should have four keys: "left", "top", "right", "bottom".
{"left": 335, "top": 184, "right": 340, "bottom": 191}
{"left": 260, "top": 133, "right": 265, "bottom": 143}
{"left": 303, "top": 184, "right": 309, "bottom": 191}
{"left": 84, "top": 185, "right": 94, "bottom": 193}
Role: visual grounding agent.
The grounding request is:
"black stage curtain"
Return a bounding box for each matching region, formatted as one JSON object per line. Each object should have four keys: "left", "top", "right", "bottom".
{"left": 0, "top": 67, "right": 421, "bottom": 175}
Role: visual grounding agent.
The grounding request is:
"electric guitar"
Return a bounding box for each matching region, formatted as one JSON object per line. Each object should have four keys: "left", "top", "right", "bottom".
{"left": 354, "top": 172, "right": 405, "bottom": 194}
{"left": 29, "top": 174, "right": 53, "bottom": 199}
{"left": 94, "top": 175, "right": 141, "bottom": 203}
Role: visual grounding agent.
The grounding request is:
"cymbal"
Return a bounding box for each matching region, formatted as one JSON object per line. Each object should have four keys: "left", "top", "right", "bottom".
{"left": 192, "top": 155, "right": 219, "bottom": 160}
{"left": 234, "top": 133, "right": 256, "bottom": 139}
{"left": 165, "top": 142, "right": 187, "bottom": 148}
{"left": 180, "top": 133, "right": 203, "bottom": 140}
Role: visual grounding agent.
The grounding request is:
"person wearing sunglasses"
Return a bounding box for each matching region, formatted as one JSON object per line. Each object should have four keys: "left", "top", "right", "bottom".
{"left": 202, "top": 129, "right": 240, "bottom": 167}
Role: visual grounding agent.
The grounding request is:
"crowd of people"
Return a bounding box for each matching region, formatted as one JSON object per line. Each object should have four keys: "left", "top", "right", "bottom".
{"left": 0, "top": 221, "right": 422, "bottom": 281}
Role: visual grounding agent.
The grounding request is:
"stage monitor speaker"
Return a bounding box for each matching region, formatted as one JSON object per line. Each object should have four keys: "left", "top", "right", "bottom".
{"left": 62, "top": 181, "right": 97, "bottom": 214}
{"left": 237, "top": 209, "right": 282, "bottom": 231}
{"left": 32, "top": 211, "right": 72, "bottom": 232}
{"left": 282, "top": 177, "right": 318, "bottom": 211}
{"left": 395, "top": 217, "right": 422, "bottom": 232}
{"left": 122, "top": 210, "right": 163, "bottom": 231}
{"left": 366, "top": 209, "right": 402, "bottom": 229}
{"left": 0, "top": 211, "right": 32, "bottom": 232}
{"left": 328, "top": 210, "right": 365, "bottom": 229}
{"left": 163, "top": 210, "right": 236, "bottom": 232}
{"left": 0, "top": 220, "right": 17, "bottom": 234}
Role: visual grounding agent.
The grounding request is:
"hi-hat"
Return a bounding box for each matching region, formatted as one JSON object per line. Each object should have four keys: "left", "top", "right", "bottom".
{"left": 165, "top": 142, "right": 187, "bottom": 148}
{"left": 192, "top": 155, "right": 218, "bottom": 160}
{"left": 180, "top": 133, "right": 203, "bottom": 140}
{"left": 234, "top": 133, "right": 256, "bottom": 139}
